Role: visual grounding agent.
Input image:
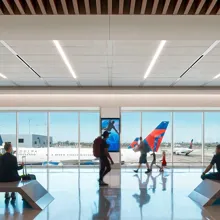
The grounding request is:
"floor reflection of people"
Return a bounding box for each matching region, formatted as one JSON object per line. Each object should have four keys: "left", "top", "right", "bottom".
{"left": 133, "top": 174, "right": 151, "bottom": 220}
{"left": 92, "top": 188, "right": 114, "bottom": 220}
{"left": 161, "top": 173, "right": 167, "bottom": 191}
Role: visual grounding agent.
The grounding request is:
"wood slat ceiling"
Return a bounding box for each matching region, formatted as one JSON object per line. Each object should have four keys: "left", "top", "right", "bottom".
{"left": 0, "top": 0, "right": 220, "bottom": 15}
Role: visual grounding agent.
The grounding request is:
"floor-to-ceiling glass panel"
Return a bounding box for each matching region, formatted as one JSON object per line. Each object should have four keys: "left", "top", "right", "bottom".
{"left": 121, "top": 112, "right": 141, "bottom": 166}
{"left": 0, "top": 112, "right": 16, "bottom": 155}
{"left": 173, "top": 112, "right": 202, "bottom": 166}
{"left": 49, "top": 112, "right": 78, "bottom": 166}
{"left": 80, "top": 112, "right": 99, "bottom": 165}
{"left": 18, "top": 112, "right": 47, "bottom": 165}
{"left": 142, "top": 112, "right": 171, "bottom": 166}
{"left": 204, "top": 112, "right": 220, "bottom": 166}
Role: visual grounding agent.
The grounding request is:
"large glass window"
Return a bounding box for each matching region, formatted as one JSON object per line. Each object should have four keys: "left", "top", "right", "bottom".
{"left": 50, "top": 112, "right": 78, "bottom": 166}
{"left": 80, "top": 112, "right": 99, "bottom": 165}
{"left": 204, "top": 112, "right": 220, "bottom": 164}
{"left": 18, "top": 112, "right": 47, "bottom": 165}
{"left": 173, "top": 112, "right": 202, "bottom": 166}
{"left": 121, "top": 112, "right": 141, "bottom": 165}
{"left": 142, "top": 112, "right": 171, "bottom": 165}
{"left": 0, "top": 112, "right": 16, "bottom": 155}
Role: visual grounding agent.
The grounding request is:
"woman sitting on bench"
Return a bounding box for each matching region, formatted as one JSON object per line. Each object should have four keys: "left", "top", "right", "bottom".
{"left": 0, "top": 142, "right": 24, "bottom": 200}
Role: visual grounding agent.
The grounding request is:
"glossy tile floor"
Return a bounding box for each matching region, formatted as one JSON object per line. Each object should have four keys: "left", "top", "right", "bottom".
{"left": 0, "top": 168, "right": 219, "bottom": 220}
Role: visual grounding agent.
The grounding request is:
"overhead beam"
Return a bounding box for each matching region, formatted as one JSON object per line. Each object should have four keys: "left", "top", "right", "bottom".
{"left": 61, "top": 0, "right": 68, "bottom": 14}
{"left": 119, "top": 0, "right": 124, "bottom": 14}
{"left": 0, "top": 7, "right": 3, "bottom": 15}
{"left": 96, "top": 0, "right": 101, "bottom": 14}
{"left": 195, "top": 0, "right": 205, "bottom": 15}
{"left": 184, "top": 0, "right": 193, "bottom": 15}
{"left": 49, "top": 0, "right": 57, "bottom": 14}
{"left": 26, "top": 0, "right": 36, "bottom": 15}
{"left": 205, "top": 0, "right": 217, "bottom": 15}
{"left": 130, "top": 0, "right": 136, "bottom": 14}
{"left": 15, "top": 0, "right": 25, "bottom": 15}
{"left": 37, "top": 0, "right": 46, "bottom": 15}
{"left": 141, "top": 0, "right": 147, "bottom": 14}
{"left": 162, "top": 0, "right": 171, "bottom": 14}
{"left": 152, "top": 0, "right": 159, "bottom": 14}
{"left": 217, "top": 7, "right": 220, "bottom": 15}
{"left": 2, "top": 0, "right": 14, "bottom": 15}
{"left": 84, "top": 0, "right": 90, "bottom": 14}
{"left": 173, "top": 0, "right": 182, "bottom": 14}
{"left": 108, "top": 0, "right": 112, "bottom": 14}
{"left": 72, "top": 0, "right": 79, "bottom": 14}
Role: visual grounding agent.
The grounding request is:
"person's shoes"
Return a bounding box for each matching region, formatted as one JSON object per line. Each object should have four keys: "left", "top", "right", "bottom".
{"left": 11, "top": 193, "right": 16, "bottom": 200}
{"left": 133, "top": 169, "right": 138, "bottom": 173}
{"left": 145, "top": 169, "right": 152, "bottom": 174}
{"left": 5, "top": 193, "right": 10, "bottom": 200}
{"left": 99, "top": 180, "right": 108, "bottom": 186}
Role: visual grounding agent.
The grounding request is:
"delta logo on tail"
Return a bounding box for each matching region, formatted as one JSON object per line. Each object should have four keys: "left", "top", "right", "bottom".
{"left": 128, "top": 121, "right": 169, "bottom": 152}
{"left": 189, "top": 139, "right": 193, "bottom": 149}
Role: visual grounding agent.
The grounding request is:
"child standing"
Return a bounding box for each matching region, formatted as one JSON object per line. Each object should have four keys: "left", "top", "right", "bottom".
{"left": 160, "top": 151, "right": 167, "bottom": 172}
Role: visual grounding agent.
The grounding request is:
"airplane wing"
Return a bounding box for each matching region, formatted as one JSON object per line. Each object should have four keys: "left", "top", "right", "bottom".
{"left": 144, "top": 121, "right": 169, "bottom": 152}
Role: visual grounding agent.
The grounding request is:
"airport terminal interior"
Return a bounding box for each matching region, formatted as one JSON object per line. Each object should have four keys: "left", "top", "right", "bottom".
{"left": 0, "top": 0, "right": 220, "bottom": 219}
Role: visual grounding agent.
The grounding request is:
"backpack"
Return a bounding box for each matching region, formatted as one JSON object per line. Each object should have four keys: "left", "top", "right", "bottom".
{"left": 93, "top": 136, "right": 102, "bottom": 157}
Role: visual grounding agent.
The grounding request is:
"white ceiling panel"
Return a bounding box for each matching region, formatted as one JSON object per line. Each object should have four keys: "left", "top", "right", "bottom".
{"left": 0, "top": 40, "right": 220, "bottom": 87}
{"left": 175, "top": 78, "right": 206, "bottom": 86}
{"left": 80, "top": 78, "right": 108, "bottom": 86}
{"left": 144, "top": 78, "right": 177, "bottom": 86}
{"left": 112, "top": 78, "right": 141, "bottom": 86}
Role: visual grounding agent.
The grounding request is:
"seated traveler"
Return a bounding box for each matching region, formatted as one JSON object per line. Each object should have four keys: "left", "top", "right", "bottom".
{"left": 0, "top": 142, "right": 24, "bottom": 200}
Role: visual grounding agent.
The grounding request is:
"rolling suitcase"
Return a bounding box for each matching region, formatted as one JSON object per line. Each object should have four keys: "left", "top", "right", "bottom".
{"left": 21, "top": 156, "right": 36, "bottom": 181}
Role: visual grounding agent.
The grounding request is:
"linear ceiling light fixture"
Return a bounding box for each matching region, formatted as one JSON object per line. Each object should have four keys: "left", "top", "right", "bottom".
{"left": 0, "top": 40, "right": 42, "bottom": 78}
{"left": 144, "top": 40, "right": 166, "bottom": 79}
{"left": 213, "top": 73, "right": 220, "bottom": 80}
{"left": 0, "top": 73, "right": 7, "bottom": 79}
{"left": 53, "top": 40, "right": 77, "bottom": 79}
{"left": 203, "top": 41, "right": 220, "bottom": 56}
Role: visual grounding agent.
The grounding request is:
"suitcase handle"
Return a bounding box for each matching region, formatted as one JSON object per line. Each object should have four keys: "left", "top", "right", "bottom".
{"left": 22, "top": 156, "right": 27, "bottom": 176}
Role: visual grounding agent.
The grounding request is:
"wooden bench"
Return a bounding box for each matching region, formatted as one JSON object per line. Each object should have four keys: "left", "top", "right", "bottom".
{"left": 189, "top": 179, "right": 220, "bottom": 207}
{"left": 0, "top": 180, "right": 54, "bottom": 210}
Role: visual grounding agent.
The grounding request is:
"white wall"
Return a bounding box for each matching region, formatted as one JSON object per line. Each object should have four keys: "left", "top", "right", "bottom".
{"left": 1, "top": 16, "right": 220, "bottom": 39}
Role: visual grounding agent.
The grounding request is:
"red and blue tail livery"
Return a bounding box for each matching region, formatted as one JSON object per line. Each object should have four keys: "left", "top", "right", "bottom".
{"left": 144, "top": 121, "right": 169, "bottom": 152}
{"left": 128, "top": 121, "right": 169, "bottom": 152}
{"left": 128, "top": 137, "right": 140, "bottom": 149}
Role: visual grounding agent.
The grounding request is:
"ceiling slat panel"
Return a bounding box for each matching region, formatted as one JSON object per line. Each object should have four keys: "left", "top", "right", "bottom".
{"left": 162, "top": 0, "right": 171, "bottom": 14}
{"left": 15, "top": 0, "right": 25, "bottom": 15}
{"left": 184, "top": 0, "right": 193, "bottom": 14}
{"left": 173, "top": 0, "right": 183, "bottom": 15}
{"left": 61, "top": 0, "right": 69, "bottom": 14}
{"left": 130, "top": 0, "right": 136, "bottom": 15}
{"left": 26, "top": 0, "right": 36, "bottom": 15}
{"left": 108, "top": 0, "right": 112, "bottom": 14}
{"left": 195, "top": 0, "right": 206, "bottom": 15}
{"left": 119, "top": 0, "right": 124, "bottom": 14}
{"left": 37, "top": 0, "right": 47, "bottom": 14}
{"left": 2, "top": 0, "right": 14, "bottom": 15}
{"left": 152, "top": 0, "right": 159, "bottom": 14}
{"left": 84, "top": 0, "right": 90, "bottom": 14}
{"left": 206, "top": 0, "right": 217, "bottom": 15}
{"left": 49, "top": 0, "right": 57, "bottom": 14}
{"left": 140, "top": 0, "right": 147, "bottom": 14}
{"left": 96, "top": 0, "right": 101, "bottom": 14}
{"left": 72, "top": 0, "right": 79, "bottom": 14}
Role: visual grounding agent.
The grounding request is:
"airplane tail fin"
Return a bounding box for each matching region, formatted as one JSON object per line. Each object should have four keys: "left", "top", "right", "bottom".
{"left": 189, "top": 139, "right": 193, "bottom": 149}
{"left": 128, "top": 137, "right": 140, "bottom": 149}
{"left": 144, "top": 121, "right": 169, "bottom": 152}
{"left": 0, "top": 135, "right": 3, "bottom": 146}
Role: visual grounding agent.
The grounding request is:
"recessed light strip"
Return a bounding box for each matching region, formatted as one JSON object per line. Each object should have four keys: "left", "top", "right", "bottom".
{"left": 213, "top": 73, "right": 220, "bottom": 80}
{"left": 0, "top": 73, "right": 7, "bottom": 79}
{"left": 53, "top": 40, "right": 77, "bottom": 79}
{"left": 144, "top": 40, "right": 166, "bottom": 79}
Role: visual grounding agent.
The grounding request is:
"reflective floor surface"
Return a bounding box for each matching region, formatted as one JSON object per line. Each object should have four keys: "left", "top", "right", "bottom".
{"left": 0, "top": 168, "right": 219, "bottom": 220}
